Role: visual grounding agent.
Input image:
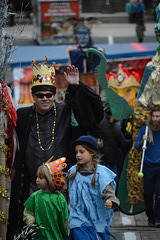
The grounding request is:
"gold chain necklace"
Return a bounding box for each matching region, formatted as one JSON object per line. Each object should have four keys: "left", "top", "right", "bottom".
{"left": 36, "top": 102, "right": 56, "bottom": 151}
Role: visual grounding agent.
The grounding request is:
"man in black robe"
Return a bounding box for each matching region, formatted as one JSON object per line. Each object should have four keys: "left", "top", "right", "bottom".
{"left": 7, "top": 61, "right": 103, "bottom": 239}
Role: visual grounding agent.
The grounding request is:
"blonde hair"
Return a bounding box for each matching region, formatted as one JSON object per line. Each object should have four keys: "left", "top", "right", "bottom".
{"left": 69, "top": 145, "right": 99, "bottom": 188}
{"left": 37, "top": 164, "right": 66, "bottom": 192}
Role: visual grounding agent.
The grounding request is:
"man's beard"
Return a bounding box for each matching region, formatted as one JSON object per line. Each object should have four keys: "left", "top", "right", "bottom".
{"left": 149, "top": 119, "right": 160, "bottom": 131}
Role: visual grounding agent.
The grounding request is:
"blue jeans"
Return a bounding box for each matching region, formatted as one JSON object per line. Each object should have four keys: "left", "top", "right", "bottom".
{"left": 143, "top": 162, "right": 160, "bottom": 223}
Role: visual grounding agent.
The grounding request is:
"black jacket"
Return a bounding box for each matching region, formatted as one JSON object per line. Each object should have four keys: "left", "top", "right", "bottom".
{"left": 91, "top": 113, "right": 132, "bottom": 165}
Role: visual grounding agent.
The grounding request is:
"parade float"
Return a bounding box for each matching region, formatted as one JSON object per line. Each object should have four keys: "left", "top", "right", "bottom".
{"left": 107, "top": 64, "right": 140, "bottom": 108}
{"left": 85, "top": 3, "right": 160, "bottom": 215}
{"left": 117, "top": 3, "right": 160, "bottom": 215}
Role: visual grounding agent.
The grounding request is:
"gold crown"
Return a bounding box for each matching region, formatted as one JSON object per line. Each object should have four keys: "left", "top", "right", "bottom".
{"left": 107, "top": 64, "right": 140, "bottom": 89}
{"left": 45, "top": 156, "right": 67, "bottom": 187}
{"left": 31, "top": 56, "right": 58, "bottom": 87}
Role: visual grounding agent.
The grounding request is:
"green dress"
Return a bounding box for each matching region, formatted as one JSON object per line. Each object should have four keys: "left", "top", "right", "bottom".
{"left": 24, "top": 190, "right": 69, "bottom": 240}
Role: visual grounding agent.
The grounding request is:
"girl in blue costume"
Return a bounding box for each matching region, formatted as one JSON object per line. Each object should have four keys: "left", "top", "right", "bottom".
{"left": 67, "top": 135, "right": 120, "bottom": 240}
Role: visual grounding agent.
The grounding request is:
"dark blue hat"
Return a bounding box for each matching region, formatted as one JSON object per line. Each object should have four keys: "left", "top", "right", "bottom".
{"left": 72, "top": 135, "right": 99, "bottom": 153}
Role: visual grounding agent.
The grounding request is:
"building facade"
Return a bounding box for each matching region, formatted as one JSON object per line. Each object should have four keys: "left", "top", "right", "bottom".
{"left": 82, "top": 0, "right": 128, "bottom": 13}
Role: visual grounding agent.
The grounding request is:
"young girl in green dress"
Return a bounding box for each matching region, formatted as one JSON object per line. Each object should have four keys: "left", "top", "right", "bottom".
{"left": 23, "top": 157, "right": 69, "bottom": 240}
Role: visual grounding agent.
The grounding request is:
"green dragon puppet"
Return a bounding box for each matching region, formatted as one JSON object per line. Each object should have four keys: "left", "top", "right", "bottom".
{"left": 86, "top": 48, "right": 134, "bottom": 120}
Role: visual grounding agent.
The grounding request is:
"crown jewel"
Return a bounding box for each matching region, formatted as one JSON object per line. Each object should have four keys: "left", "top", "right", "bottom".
{"left": 45, "top": 156, "right": 67, "bottom": 187}
{"left": 31, "top": 56, "right": 58, "bottom": 87}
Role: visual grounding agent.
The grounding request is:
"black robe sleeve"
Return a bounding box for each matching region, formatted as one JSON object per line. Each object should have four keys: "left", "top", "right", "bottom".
{"left": 65, "top": 81, "right": 103, "bottom": 131}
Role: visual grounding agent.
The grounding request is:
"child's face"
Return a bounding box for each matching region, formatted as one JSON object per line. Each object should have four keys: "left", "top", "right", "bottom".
{"left": 36, "top": 175, "right": 49, "bottom": 192}
{"left": 75, "top": 145, "right": 94, "bottom": 169}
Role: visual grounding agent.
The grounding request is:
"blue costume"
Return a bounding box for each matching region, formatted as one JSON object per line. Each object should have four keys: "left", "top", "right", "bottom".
{"left": 135, "top": 124, "right": 160, "bottom": 225}
{"left": 135, "top": 124, "right": 160, "bottom": 163}
{"left": 67, "top": 164, "right": 119, "bottom": 240}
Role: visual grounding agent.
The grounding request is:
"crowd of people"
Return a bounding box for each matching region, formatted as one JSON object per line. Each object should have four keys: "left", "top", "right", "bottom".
{"left": 125, "top": 0, "right": 145, "bottom": 23}
{"left": 5, "top": 52, "right": 160, "bottom": 239}
{"left": 125, "top": 0, "right": 146, "bottom": 42}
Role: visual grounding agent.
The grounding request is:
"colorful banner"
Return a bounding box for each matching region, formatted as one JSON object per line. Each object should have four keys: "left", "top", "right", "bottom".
{"left": 41, "top": 1, "right": 79, "bottom": 22}
{"left": 13, "top": 68, "right": 33, "bottom": 105}
{"left": 40, "top": 0, "right": 79, "bottom": 41}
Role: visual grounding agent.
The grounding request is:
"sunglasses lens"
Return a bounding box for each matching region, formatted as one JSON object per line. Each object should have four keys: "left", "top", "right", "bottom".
{"left": 46, "top": 93, "right": 53, "bottom": 98}
{"left": 36, "top": 93, "right": 44, "bottom": 98}
{"left": 35, "top": 93, "right": 53, "bottom": 98}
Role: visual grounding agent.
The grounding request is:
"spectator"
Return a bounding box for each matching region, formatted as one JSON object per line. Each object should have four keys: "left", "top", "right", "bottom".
{"left": 131, "top": 0, "right": 139, "bottom": 23}
{"left": 125, "top": 0, "right": 134, "bottom": 23}
{"left": 136, "top": 16, "right": 146, "bottom": 42}
{"left": 138, "top": 0, "right": 145, "bottom": 19}
{"left": 91, "top": 105, "right": 133, "bottom": 182}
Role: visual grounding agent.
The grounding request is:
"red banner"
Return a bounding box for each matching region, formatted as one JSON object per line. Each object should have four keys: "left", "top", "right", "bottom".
{"left": 41, "top": 1, "right": 79, "bottom": 22}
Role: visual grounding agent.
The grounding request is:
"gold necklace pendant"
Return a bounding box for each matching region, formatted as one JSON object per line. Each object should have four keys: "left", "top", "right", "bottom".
{"left": 36, "top": 102, "right": 56, "bottom": 151}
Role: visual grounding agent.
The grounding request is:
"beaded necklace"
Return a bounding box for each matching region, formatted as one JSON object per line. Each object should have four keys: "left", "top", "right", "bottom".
{"left": 36, "top": 102, "right": 56, "bottom": 151}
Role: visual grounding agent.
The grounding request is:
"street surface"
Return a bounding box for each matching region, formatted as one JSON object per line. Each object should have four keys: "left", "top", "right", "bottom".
{"left": 4, "top": 22, "right": 156, "bottom": 46}
{"left": 111, "top": 211, "right": 160, "bottom": 240}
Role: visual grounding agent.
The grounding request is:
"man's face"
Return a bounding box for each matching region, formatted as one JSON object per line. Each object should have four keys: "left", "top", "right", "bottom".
{"left": 152, "top": 111, "right": 160, "bottom": 122}
{"left": 151, "top": 111, "right": 160, "bottom": 131}
{"left": 32, "top": 91, "right": 55, "bottom": 114}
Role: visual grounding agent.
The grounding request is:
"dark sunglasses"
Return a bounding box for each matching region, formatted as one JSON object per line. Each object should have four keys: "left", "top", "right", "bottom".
{"left": 35, "top": 93, "right": 54, "bottom": 99}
